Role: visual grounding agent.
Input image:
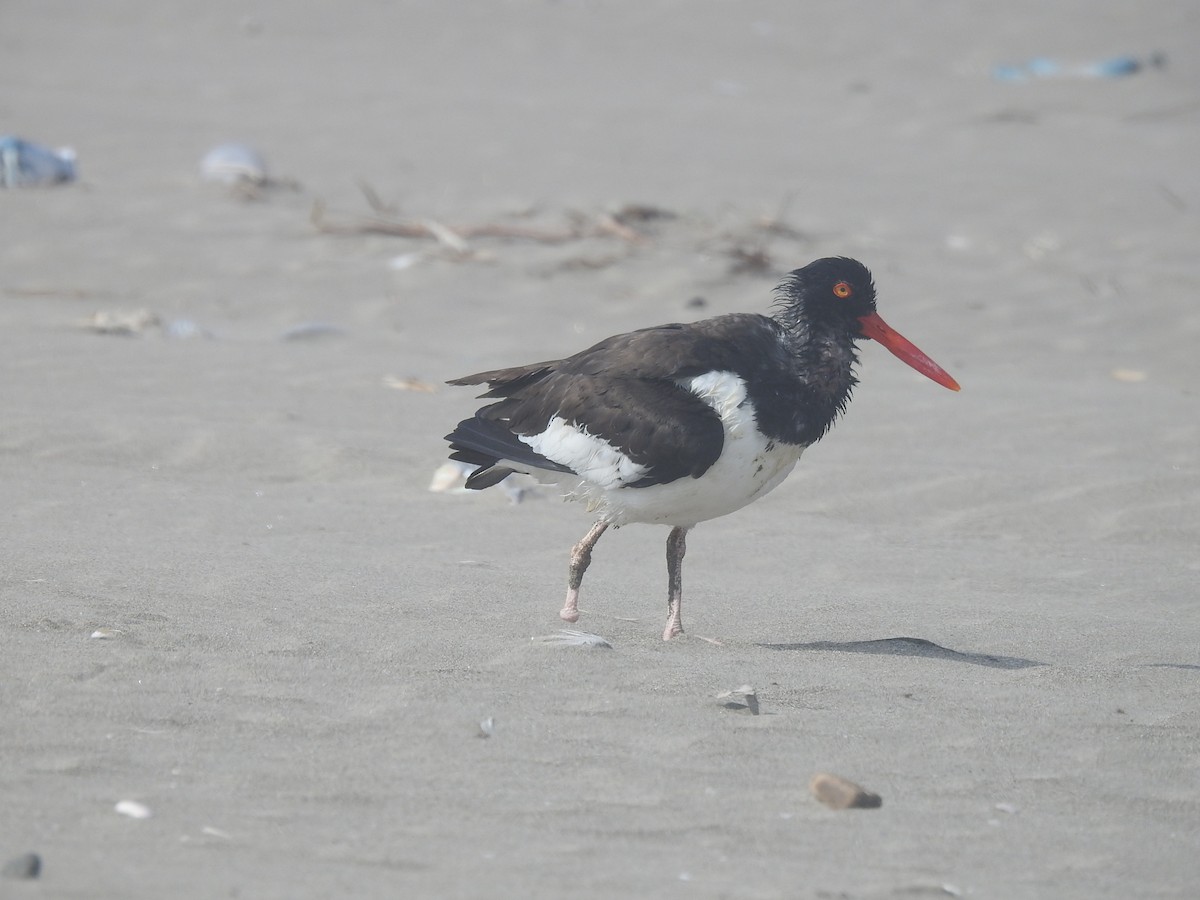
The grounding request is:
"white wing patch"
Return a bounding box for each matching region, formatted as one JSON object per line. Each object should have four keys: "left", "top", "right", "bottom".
{"left": 519, "top": 416, "right": 648, "bottom": 491}
{"left": 679, "top": 370, "right": 751, "bottom": 436}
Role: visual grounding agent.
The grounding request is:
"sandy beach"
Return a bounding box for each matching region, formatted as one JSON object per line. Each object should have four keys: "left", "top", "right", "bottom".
{"left": 3, "top": 1, "right": 1199, "bottom": 897}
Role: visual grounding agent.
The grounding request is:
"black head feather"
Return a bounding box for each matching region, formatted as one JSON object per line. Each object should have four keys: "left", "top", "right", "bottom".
{"left": 773, "top": 257, "right": 877, "bottom": 335}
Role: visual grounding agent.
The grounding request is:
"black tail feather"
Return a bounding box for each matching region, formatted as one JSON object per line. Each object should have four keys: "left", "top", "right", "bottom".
{"left": 444, "top": 415, "right": 571, "bottom": 490}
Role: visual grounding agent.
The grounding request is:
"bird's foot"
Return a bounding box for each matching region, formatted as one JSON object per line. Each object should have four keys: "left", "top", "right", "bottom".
{"left": 560, "top": 589, "right": 580, "bottom": 623}
{"left": 662, "top": 606, "right": 684, "bottom": 641}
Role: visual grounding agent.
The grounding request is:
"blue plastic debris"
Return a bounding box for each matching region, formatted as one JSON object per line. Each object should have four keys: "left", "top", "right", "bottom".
{"left": 0, "top": 136, "right": 77, "bottom": 187}
{"left": 992, "top": 53, "right": 1165, "bottom": 82}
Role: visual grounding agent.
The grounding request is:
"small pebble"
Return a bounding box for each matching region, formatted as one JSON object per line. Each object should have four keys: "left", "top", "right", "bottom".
{"left": 114, "top": 799, "right": 153, "bottom": 819}
{"left": 478, "top": 717, "right": 495, "bottom": 739}
{"left": 1, "top": 853, "right": 41, "bottom": 879}
{"left": 809, "top": 772, "right": 882, "bottom": 810}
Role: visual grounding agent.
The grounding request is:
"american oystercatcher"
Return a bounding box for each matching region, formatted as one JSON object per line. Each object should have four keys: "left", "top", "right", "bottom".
{"left": 445, "top": 257, "right": 959, "bottom": 640}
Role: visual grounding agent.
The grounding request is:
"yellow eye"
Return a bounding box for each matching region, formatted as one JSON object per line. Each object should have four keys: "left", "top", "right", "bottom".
{"left": 832, "top": 281, "right": 853, "bottom": 298}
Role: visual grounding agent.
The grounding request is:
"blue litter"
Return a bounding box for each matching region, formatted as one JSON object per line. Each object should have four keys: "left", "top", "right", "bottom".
{"left": 0, "top": 136, "right": 77, "bottom": 187}
{"left": 992, "top": 53, "right": 1165, "bottom": 82}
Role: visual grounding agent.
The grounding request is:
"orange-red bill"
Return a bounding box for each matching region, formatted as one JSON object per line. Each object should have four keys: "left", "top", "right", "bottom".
{"left": 857, "top": 312, "right": 961, "bottom": 392}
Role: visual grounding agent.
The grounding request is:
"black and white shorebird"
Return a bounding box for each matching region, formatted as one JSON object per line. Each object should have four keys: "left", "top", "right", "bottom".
{"left": 445, "top": 257, "right": 959, "bottom": 640}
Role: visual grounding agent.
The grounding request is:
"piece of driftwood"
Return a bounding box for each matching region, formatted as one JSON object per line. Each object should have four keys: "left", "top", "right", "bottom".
{"left": 310, "top": 200, "right": 649, "bottom": 246}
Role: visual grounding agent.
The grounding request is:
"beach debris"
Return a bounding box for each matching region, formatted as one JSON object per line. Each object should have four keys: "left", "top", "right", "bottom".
{"left": 993, "top": 53, "right": 1165, "bottom": 82}
{"left": 1, "top": 853, "right": 41, "bottom": 880}
{"left": 994, "top": 802, "right": 1019, "bottom": 815}
{"left": 382, "top": 374, "right": 439, "bottom": 393}
{"left": 1111, "top": 368, "right": 1148, "bottom": 383}
{"left": 79, "top": 310, "right": 213, "bottom": 339}
{"left": 1, "top": 136, "right": 76, "bottom": 187}
{"left": 477, "top": 716, "right": 495, "bottom": 739}
{"left": 809, "top": 772, "right": 882, "bottom": 810}
{"left": 280, "top": 322, "right": 345, "bottom": 341}
{"left": 90, "top": 627, "right": 121, "bottom": 639}
{"left": 312, "top": 199, "right": 654, "bottom": 247}
{"left": 716, "top": 684, "right": 760, "bottom": 714}
{"left": 162, "top": 318, "right": 212, "bottom": 340}
{"left": 429, "top": 460, "right": 474, "bottom": 494}
{"left": 726, "top": 245, "right": 773, "bottom": 276}
{"left": 200, "top": 142, "right": 268, "bottom": 186}
{"left": 199, "top": 143, "right": 300, "bottom": 197}
{"left": 387, "top": 252, "right": 425, "bottom": 271}
{"left": 201, "top": 826, "right": 232, "bottom": 840}
{"left": 609, "top": 202, "right": 676, "bottom": 226}
{"left": 114, "top": 799, "right": 153, "bottom": 819}
{"left": 82, "top": 308, "right": 160, "bottom": 336}
{"left": 428, "top": 460, "right": 543, "bottom": 503}
{"left": 531, "top": 629, "right": 613, "bottom": 649}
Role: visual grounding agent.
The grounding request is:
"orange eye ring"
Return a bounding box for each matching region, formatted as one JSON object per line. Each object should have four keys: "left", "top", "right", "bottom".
{"left": 832, "top": 281, "right": 853, "bottom": 298}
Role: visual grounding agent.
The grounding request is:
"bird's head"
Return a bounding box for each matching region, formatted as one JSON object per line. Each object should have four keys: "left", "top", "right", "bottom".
{"left": 776, "top": 257, "right": 960, "bottom": 391}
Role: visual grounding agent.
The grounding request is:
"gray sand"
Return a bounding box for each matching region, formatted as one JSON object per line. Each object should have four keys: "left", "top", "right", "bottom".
{"left": 3, "top": 2, "right": 1198, "bottom": 897}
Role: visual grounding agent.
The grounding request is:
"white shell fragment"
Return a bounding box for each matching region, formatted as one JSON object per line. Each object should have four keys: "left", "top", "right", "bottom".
{"left": 716, "top": 684, "right": 760, "bottom": 714}
{"left": 428, "top": 460, "right": 475, "bottom": 494}
{"left": 83, "top": 309, "right": 160, "bottom": 336}
{"left": 428, "top": 460, "right": 543, "bottom": 504}
{"left": 114, "top": 800, "right": 153, "bottom": 819}
{"left": 478, "top": 717, "right": 495, "bottom": 738}
{"left": 90, "top": 627, "right": 121, "bottom": 639}
{"left": 531, "top": 629, "right": 613, "bottom": 649}
{"left": 382, "top": 374, "right": 439, "bottom": 393}
{"left": 200, "top": 143, "right": 268, "bottom": 185}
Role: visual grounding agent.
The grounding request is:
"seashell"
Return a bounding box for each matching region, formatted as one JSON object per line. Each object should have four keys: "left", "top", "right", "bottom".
{"left": 531, "top": 629, "right": 613, "bottom": 649}
{"left": 716, "top": 685, "right": 759, "bottom": 714}
{"left": 200, "top": 143, "right": 268, "bottom": 185}
{"left": 114, "top": 799, "right": 153, "bottom": 819}
{"left": 428, "top": 460, "right": 475, "bottom": 493}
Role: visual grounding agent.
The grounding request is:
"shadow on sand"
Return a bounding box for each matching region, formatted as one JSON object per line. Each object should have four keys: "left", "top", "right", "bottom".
{"left": 758, "top": 636, "right": 1045, "bottom": 670}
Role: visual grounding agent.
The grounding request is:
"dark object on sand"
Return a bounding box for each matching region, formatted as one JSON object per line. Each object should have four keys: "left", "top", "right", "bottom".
{"left": 445, "top": 258, "right": 959, "bottom": 640}
{"left": 810, "top": 773, "right": 883, "bottom": 810}
{"left": 1, "top": 852, "right": 42, "bottom": 879}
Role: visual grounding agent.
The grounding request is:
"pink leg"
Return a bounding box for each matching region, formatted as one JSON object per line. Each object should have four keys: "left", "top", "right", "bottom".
{"left": 662, "top": 525, "right": 690, "bottom": 640}
{"left": 561, "top": 520, "right": 609, "bottom": 623}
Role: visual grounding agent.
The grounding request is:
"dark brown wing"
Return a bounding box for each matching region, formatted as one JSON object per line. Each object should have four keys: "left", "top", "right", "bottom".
{"left": 445, "top": 314, "right": 788, "bottom": 488}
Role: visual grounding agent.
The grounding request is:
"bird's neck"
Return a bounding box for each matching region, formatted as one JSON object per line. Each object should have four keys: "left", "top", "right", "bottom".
{"left": 760, "top": 312, "right": 860, "bottom": 446}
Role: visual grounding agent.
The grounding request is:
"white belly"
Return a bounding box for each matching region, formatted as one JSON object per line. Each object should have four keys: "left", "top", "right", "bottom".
{"left": 589, "top": 432, "right": 802, "bottom": 526}
{"left": 527, "top": 371, "right": 804, "bottom": 527}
